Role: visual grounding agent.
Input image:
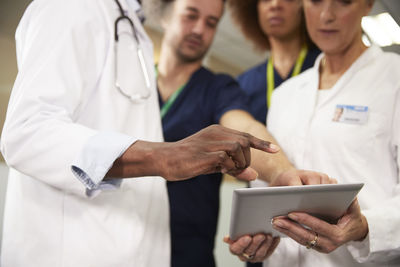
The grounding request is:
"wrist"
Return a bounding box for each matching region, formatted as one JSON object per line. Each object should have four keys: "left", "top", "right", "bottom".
{"left": 112, "top": 140, "right": 166, "bottom": 178}
{"left": 138, "top": 141, "right": 167, "bottom": 178}
{"left": 355, "top": 215, "right": 369, "bottom": 242}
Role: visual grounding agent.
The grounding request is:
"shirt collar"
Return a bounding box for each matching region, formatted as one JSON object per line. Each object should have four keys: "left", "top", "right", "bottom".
{"left": 313, "top": 45, "right": 382, "bottom": 73}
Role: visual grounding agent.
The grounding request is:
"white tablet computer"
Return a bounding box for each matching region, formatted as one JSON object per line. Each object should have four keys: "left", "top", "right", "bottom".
{"left": 229, "top": 183, "right": 364, "bottom": 240}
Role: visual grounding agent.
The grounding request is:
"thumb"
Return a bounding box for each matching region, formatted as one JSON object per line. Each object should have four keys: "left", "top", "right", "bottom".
{"left": 223, "top": 235, "right": 234, "bottom": 244}
{"left": 233, "top": 167, "right": 258, "bottom": 181}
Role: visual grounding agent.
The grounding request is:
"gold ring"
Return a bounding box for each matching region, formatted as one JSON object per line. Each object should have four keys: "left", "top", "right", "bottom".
{"left": 306, "top": 233, "right": 318, "bottom": 249}
{"left": 242, "top": 252, "right": 254, "bottom": 260}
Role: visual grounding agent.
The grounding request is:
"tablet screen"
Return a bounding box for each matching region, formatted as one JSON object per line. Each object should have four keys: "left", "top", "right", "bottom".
{"left": 229, "top": 183, "right": 364, "bottom": 240}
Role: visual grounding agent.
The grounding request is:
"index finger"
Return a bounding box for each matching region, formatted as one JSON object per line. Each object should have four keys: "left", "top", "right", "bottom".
{"left": 287, "top": 212, "right": 334, "bottom": 237}
{"left": 226, "top": 235, "right": 252, "bottom": 255}
{"left": 213, "top": 125, "right": 280, "bottom": 154}
{"left": 247, "top": 135, "right": 280, "bottom": 153}
{"left": 230, "top": 167, "right": 258, "bottom": 182}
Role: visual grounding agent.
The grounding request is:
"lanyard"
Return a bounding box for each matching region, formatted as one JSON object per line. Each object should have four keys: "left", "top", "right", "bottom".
{"left": 160, "top": 83, "right": 186, "bottom": 119}
{"left": 266, "top": 44, "right": 308, "bottom": 108}
{"left": 155, "top": 67, "right": 187, "bottom": 119}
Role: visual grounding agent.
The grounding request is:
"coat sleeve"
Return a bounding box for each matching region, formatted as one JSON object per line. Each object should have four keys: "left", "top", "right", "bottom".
{"left": 0, "top": 0, "right": 129, "bottom": 198}
{"left": 347, "top": 81, "right": 400, "bottom": 264}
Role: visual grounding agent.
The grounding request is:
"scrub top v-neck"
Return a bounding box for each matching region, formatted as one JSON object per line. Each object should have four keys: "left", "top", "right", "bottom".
{"left": 158, "top": 67, "right": 250, "bottom": 267}
{"left": 238, "top": 47, "right": 320, "bottom": 124}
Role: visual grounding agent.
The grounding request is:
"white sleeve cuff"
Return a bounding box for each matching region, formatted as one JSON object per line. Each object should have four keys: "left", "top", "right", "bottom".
{"left": 347, "top": 207, "right": 400, "bottom": 263}
{"left": 71, "top": 131, "right": 137, "bottom": 195}
{"left": 347, "top": 234, "right": 371, "bottom": 263}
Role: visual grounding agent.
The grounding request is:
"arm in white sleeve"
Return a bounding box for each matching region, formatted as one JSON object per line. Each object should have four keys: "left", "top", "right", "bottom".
{"left": 347, "top": 84, "right": 400, "bottom": 264}
{"left": 72, "top": 131, "right": 136, "bottom": 197}
{"left": 0, "top": 1, "right": 129, "bottom": 198}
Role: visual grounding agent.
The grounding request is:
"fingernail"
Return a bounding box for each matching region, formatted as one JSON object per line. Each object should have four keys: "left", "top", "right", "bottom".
{"left": 224, "top": 235, "right": 230, "bottom": 239}
{"left": 273, "top": 219, "right": 284, "bottom": 228}
{"left": 268, "top": 143, "right": 280, "bottom": 151}
{"left": 288, "top": 213, "right": 298, "bottom": 221}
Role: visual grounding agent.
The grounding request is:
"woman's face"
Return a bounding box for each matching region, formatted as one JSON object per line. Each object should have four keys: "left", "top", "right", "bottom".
{"left": 257, "top": 0, "right": 303, "bottom": 40}
{"left": 303, "top": 0, "right": 373, "bottom": 54}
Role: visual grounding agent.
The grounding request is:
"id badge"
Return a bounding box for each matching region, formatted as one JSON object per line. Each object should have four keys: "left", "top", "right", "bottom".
{"left": 332, "top": 105, "right": 368, "bottom": 124}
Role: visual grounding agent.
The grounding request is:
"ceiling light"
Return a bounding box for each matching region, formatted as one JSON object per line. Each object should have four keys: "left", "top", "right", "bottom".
{"left": 362, "top": 12, "right": 400, "bottom": 47}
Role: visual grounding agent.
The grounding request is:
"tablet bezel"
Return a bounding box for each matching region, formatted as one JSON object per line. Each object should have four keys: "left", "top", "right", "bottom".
{"left": 229, "top": 183, "right": 364, "bottom": 240}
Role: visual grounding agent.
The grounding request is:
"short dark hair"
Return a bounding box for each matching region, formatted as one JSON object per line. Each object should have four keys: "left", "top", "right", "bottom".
{"left": 156, "top": 0, "right": 226, "bottom": 19}
{"left": 144, "top": 0, "right": 226, "bottom": 25}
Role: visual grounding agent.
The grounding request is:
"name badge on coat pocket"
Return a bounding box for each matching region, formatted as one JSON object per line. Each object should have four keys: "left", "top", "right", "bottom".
{"left": 332, "top": 105, "right": 368, "bottom": 124}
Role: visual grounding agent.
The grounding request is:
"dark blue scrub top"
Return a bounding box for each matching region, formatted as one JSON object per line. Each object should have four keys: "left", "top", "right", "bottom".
{"left": 237, "top": 48, "right": 320, "bottom": 124}
{"left": 159, "top": 67, "right": 250, "bottom": 267}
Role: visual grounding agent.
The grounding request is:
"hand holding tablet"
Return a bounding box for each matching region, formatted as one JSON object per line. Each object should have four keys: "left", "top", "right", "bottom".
{"left": 229, "top": 183, "right": 364, "bottom": 240}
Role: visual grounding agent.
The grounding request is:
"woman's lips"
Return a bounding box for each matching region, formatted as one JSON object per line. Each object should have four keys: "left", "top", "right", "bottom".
{"left": 268, "top": 17, "right": 284, "bottom": 25}
{"left": 318, "top": 29, "right": 339, "bottom": 35}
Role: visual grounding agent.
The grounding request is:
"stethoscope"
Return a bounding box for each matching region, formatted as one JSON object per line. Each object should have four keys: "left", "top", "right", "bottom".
{"left": 114, "top": 0, "right": 151, "bottom": 102}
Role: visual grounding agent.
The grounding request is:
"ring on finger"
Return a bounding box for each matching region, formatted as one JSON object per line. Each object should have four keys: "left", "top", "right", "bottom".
{"left": 242, "top": 252, "right": 254, "bottom": 260}
{"left": 306, "top": 233, "right": 318, "bottom": 249}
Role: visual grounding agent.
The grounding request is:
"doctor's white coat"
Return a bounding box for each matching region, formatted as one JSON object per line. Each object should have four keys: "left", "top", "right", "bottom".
{"left": 0, "top": 0, "right": 170, "bottom": 266}
{"left": 265, "top": 46, "right": 400, "bottom": 267}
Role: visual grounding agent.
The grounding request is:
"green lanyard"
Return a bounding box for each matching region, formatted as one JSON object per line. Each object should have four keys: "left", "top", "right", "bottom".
{"left": 160, "top": 83, "right": 186, "bottom": 119}
{"left": 266, "top": 44, "right": 308, "bottom": 108}
{"left": 155, "top": 66, "right": 187, "bottom": 119}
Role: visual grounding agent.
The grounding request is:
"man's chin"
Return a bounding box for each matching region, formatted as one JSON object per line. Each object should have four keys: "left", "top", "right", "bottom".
{"left": 177, "top": 50, "right": 206, "bottom": 63}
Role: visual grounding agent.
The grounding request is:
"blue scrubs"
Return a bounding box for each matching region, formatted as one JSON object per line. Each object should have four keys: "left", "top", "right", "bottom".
{"left": 159, "top": 67, "right": 251, "bottom": 267}
{"left": 238, "top": 48, "right": 320, "bottom": 124}
{"left": 240, "top": 47, "right": 320, "bottom": 267}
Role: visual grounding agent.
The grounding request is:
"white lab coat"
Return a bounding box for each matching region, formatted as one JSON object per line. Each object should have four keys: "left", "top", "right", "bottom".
{"left": 0, "top": 0, "right": 170, "bottom": 266}
{"left": 264, "top": 46, "right": 400, "bottom": 266}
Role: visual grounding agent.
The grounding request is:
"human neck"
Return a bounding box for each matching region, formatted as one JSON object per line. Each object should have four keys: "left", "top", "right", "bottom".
{"left": 319, "top": 39, "right": 367, "bottom": 89}
{"left": 322, "top": 41, "right": 367, "bottom": 75}
{"left": 269, "top": 33, "right": 304, "bottom": 79}
{"left": 157, "top": 43, "right": 202, "bottom": 101}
